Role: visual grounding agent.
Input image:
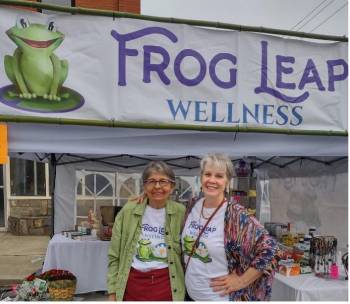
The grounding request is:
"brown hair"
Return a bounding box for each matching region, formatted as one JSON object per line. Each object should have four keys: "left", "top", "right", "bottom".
{"left": 142, "top": 161, "right": 175, "bottom": 184}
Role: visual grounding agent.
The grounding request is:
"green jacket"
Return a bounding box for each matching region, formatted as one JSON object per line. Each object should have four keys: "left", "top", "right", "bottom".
{"left": 107, "top": 199, "right": 186, "bottom": 301}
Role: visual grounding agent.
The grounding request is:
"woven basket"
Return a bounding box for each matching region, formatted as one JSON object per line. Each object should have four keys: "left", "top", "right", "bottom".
{"left": 48, "top": 279, "right": 76, "bottom": 301}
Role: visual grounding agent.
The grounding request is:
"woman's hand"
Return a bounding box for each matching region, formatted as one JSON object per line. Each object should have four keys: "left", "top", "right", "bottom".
{"left": 108, "top": 293, "right": 117, "bottom": 301}
{"left": 210, "top": 268, "right": 263, "bottom": 296}
{"left": 129, "top": 193, "right": 146, "bottom": 204}
{"left": 209, "top": 272, "right": 244, "bottom": 296}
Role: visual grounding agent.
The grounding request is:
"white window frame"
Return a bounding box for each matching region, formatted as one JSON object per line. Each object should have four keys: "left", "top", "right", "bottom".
{"left": 75, "top": 171, "right": 116, "bottom": 225}
{"left": 116, "top": 172, "right": 141, "bottom": 206}
{"left": 7, "top": 158, "right": 50, "bottom": 199}
{"left": 3, "top": 158, "right": 50, "bottom": 231}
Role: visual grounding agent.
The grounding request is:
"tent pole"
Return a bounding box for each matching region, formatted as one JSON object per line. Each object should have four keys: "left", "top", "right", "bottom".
{"left": 49, "top": 153, "right": 57, "bottom": 237}
{"left": 0, "top": 115, "right": 347, "bottom": 137}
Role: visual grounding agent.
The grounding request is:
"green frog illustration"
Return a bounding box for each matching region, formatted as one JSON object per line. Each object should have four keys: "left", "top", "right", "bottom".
{"left": 183, "top": 235, "right": 196, "bottom": 254}
{"left": 183, "top": 236, "right": 212, "bottom": 263}
{"left": 4, "top": 17, "right": 68, "bottom": 101}
{"left": 137, "top": 239, "right": 153, "bottom": 261}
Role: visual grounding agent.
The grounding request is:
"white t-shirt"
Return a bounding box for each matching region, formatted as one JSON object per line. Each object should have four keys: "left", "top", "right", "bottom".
{"left": 132, "top": 205, "right": 168, "bottom": 271}
{"left": 182, "top": 198, "right": 229, "bottom": 301}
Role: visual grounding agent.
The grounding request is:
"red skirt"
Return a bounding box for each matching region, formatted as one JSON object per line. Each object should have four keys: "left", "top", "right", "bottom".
{"left": 123, "top": 267, "right": 172, "bottom": 301}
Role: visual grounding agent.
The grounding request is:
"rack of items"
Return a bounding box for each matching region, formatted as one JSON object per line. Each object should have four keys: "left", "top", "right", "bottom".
{"left": 265, "top": 223, "right": 345, "bottom": 280}
{"left": 232, "top": 160, "right": 256, "bottom": 216}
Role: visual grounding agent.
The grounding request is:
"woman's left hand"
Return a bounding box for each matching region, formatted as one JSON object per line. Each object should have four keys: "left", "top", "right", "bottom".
{"left": 129, "top": 193, "right": 146, "bottom": 204}
{"left": 209, "top": 272, "right": 244, "bottom": 296}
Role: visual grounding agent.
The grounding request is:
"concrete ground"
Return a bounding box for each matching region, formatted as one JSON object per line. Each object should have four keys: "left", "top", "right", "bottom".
{"left": 0, "top": 232, "right": 49, "bottom": 285}
{"left": 0, "top": 232, "right": 108, "bottom": 301}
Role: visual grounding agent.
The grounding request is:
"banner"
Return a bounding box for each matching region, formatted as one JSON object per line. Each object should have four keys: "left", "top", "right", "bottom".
{"left": 0, "top": 8, "right": 347, "bottom": 132}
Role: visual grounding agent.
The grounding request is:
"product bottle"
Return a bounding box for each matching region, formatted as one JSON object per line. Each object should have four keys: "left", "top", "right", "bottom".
{"left": 309, "top": 227, "right": 317, "bottom": 237}
{"left": 303, "top": 235, "right": 312, "bottom": 259}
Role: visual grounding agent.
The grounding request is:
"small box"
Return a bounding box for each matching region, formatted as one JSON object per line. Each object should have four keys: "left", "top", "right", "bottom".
{"left": 279, "top": 263, "right": 300, "bottom": 276}
{"left": 100, "top": 206, "right": 122, "bottom": 241}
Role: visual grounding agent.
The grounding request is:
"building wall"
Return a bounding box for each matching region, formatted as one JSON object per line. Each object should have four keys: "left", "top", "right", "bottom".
{"left": 8, "top": 0, "right": 140, "bottom": 14}
{"left": 73, "top": 0, "right": 140, "bottom": 13}
{"left": 10, "top": 199, "right": 51, "bottom": 217}
{"left": 8, "top": 199, "right": 52, "bottom": 235}
{"left": 8, "top": 0, "right": 41, "bottom": 12}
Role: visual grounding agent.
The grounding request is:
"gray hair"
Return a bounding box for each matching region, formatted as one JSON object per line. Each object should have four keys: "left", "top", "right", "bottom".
{"left": 200, "top": 153, "right": 234, "bottom": 181}
{"left": 142, "top": 161, "right": 175, "bottom": 183}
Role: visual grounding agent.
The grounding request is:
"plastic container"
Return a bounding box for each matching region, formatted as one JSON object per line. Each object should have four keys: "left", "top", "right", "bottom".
{"left": 330, "top": 263, "right": 339, "bottom": 279}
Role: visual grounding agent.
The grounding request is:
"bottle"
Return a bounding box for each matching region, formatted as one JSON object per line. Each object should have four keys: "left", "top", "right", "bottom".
{"left": 303, "top": 235, "right": 312, "bottom": 259}
{"left": 330, "top": 263, "right": 339, "bottom": 279}
{"left": 309, "top": 227, "right": 317, "bottom": 237}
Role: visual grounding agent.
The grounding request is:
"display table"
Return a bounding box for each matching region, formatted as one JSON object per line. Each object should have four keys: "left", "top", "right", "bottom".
{"left": 271, "top": 272, "right": 348, "bottom": 301}
{"left": 43, "top": 234, "right": 110, "bottom": 294}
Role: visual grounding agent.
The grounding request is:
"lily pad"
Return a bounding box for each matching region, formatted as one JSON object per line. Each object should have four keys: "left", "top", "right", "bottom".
{"left": 0, "top": 85, "right": 84, "bottom": 113}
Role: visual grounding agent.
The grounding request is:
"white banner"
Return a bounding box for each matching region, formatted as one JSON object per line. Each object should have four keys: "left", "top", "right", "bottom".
{"left": 0, "top": 8, "right": 348, "bottom": 132}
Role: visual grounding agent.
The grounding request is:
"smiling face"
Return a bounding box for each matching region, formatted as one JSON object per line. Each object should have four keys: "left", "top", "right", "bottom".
{"left": 144, "top": 172, "right": 174, "bottom": 208}
{"left": 6, "top": 19, "right": 64, "bottom": 55}
{"left": 201, "top": 164, "right": 228, "bottom": 203}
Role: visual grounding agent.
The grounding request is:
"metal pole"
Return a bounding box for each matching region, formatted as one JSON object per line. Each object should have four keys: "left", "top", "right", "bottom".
{"left": 49, "top": 153, "right": 56, "bottom": 237}
{"left": 0, "top": 115, "right": 347, "bottom": 136}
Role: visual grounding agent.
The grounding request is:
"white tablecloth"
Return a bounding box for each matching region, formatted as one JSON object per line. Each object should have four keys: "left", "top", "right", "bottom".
{"left": 43, "top": 234, "right": 110, "bottom": 294}
{"left": 271, "top": 273, "right": 348, "bottom": 301}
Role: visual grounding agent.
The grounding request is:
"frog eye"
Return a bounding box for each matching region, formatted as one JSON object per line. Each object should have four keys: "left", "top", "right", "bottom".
{"left": 16, "top": 17, "right": 30, "bottom": 29}
{"left": 47, "top": 20, "right": 57, "bottom": 32}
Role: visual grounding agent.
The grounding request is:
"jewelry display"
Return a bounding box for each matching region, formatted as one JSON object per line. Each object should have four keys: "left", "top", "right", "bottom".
{"left": 341, "top": 252, "right": 348, "bottom": 280}
{"left": 309, "top": 236, "right": 337, "bottom": 277}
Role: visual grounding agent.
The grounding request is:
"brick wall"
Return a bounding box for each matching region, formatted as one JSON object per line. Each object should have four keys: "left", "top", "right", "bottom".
{"left": 74, "top": 0, "right": 140, "bottom": 14}
{"left": 3, "top": 0, "right": 140, "bottom": 14}
{"left": 5, "top": 0, "right": 41, "bottom": 12}
{"left": 9, "top": 199, "right": 52, "bottom": 235}
{"left": 10, "top": 199, "right": 52, "bottom": 217}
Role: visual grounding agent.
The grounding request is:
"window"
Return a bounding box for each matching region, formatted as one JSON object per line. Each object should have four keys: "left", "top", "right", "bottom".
{"left": 74, "top": 170, "right": 197, "bottom": 224}
{"left": 76, "top": 171, "right": 115, "bottom": 225}
{"left": 173, "top": 177, "right": 195, "bottom": 203}
{"left": 118, "top": 174, "right": 142, "bottom": 206}
{"left": 75, "top": 171, "right": 142, "bottom": 225}
{"left": 9, "top": 158, "right": 49, "bottom": 197}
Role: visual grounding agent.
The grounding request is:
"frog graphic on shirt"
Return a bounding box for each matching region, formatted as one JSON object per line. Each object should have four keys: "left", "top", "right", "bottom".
{"left": 137, "top": 239, "right": 153, "bottom": 260}
{"left": 136, "top": 239, "right": 167, "bottom": 262}
{"left": 183, "top": 235, "right": 212, "bottom": 263}
{"left": 183, "top": 235, "right": 196, "bottom": 254}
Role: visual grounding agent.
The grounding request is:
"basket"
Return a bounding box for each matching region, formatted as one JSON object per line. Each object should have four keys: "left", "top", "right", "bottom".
{"left": 48, "top": 278, "right": 77, "bottom": 301}
{"left": 38, "top": 269, "right": 77, "bottom": 301}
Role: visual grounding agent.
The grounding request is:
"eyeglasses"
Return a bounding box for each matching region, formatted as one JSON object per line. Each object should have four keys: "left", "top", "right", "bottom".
{"left": 144, "top": 179, "right": 174, "bottom": 187}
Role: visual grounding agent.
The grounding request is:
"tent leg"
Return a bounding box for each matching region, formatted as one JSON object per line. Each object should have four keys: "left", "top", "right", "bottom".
{"left": 49, "top": 154, "right": 57, "bottom": 237}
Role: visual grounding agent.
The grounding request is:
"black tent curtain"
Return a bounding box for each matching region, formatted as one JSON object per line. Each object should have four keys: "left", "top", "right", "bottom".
{"left": 49, "top": 154, "right": 347, "bottom": 170}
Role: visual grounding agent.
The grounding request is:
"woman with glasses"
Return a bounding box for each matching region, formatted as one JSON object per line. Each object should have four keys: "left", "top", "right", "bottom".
{"left": 182, "top": 153, "right": 277, "bottom": 301}
{"left": 107, "top": 161, "right": 185, "bottom": 301}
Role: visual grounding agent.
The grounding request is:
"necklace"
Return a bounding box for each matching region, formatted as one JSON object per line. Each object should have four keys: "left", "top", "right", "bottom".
{"left": 200, "top": 199, "right": 226, "bottom": 220}
{"left": 200, "top": 202, "right": 213, "bottom": 220}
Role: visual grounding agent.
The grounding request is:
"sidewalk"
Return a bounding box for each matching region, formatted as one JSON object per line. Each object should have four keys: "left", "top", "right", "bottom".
{"left": 0, "top": 232, "right": 49, "bottom": 287}
{"left": 0, "top": 232, "right": 108, "bottom": 300}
